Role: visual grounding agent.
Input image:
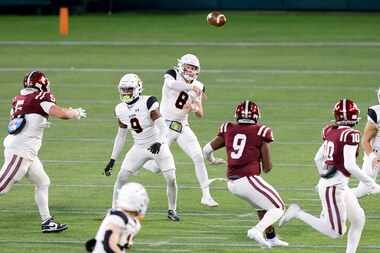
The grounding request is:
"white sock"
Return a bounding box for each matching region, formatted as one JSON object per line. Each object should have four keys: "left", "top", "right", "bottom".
{"left": 35, "top": 185, "right": 51, "bottom": 221}
{"left": 255, "top": 208, "right": 283, "bottom": 232}
{"left": 163, "top": 170, "right": 177, "bottom": 210}
{"left": 297, "top": 209, "right": 340, "bottom": 239}
{"left": 192, "top": 154, "right": 210, "bottom": 192}
{"left": 346, "top": 207, "right": 365, "bottom": 253}
{"left": 112, "top": 172, "right": 129, "bottom": 209}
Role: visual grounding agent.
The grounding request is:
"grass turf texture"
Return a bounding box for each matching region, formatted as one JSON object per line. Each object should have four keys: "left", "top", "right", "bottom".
{"left": 0, "top": 11, "right": 379, "bottom": 253}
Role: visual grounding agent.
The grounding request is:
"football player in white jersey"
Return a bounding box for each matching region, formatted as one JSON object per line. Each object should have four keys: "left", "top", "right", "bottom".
{"left": 143, "top": 54, "right": 224, "bottom": 207}
{"left": 86, "top": 182, "right": 149, "bottom": 253}
{"left": 103, "top": 73, "right": 179, "bottom": 221}
{"left": 353, "top": 88, "right": 380, "bottom": 198}
{"left": 0, "top": 71, "right": 86, "bottom": 233}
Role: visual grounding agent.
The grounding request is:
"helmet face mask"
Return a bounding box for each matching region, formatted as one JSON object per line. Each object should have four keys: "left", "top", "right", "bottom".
{"left": 177, "top": 54, "right": 200, "bottom": 82}
{"left": 116, "top": 182, "right": 149, "bottom": 216}
{"left": 235, "top": 100, "right": 260, "bottom": 124}
{"left": 23, "top": 71, "right": 50, "bottom": 92}
{"left": 333, "top": 98, "right": 360, "bottom": 126}
{"left": 118, "top": 74, "right": 143, "bottom": 103}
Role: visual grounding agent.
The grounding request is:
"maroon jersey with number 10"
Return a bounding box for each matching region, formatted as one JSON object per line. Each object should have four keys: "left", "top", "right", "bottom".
{"left": 322, "top": 125, "right": 360, "bottom": 177}
{"left": 218, "top": 122, "right": 274, "bottom": 178}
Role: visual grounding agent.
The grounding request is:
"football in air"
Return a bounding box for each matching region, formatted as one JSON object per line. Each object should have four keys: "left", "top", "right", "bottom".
{"left": 207, "top": 11, "right": 227, "bottom": 27}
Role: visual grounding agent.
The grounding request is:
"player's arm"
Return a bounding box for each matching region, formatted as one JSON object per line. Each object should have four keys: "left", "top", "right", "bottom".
{"left": 43, "top": 100, "right": 86, "bottom": 120}
{"left": 164, "top": 76, "right": 202, "bottom": 96}
{"left": 260, "top": 142, "right": 272, "bottom": 173}
{"left": 314, "top": 143, "right": 326, "bottom": 174}
{"left": 103, "top": 223, "right": 123, "bottom": 253}
{"left": 148, "top": 100, "right": 167, "bottom": 154}
{"left": 362, "top": 121, "right": 378, "bottom": 157}
{"left": 203, "top": 136, "right": 226, "bottom": 165}
{"left": 344, "top": 145, "right": 380, "bottom": 193}
{"left": 104, "top": 120, "right": 128, "bottom": 176}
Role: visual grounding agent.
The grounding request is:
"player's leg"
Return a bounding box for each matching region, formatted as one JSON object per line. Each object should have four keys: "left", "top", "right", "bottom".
{"left": 0, "top": 151, "right": 29, "bottom": 195}
{"left": 177, "top": 126, "right": 218, "bottom": 207}
{"left": 257, "top": 210, "right": 288, "bottom": 247}
{"left": 228, "top": 176, "right": 285, "bottom": 248}
{"left": 112, "top": 145, "right": 148, "bottom": 208}
{"left": 352, "top": 154, "right": 379, "bottom": 198}
{"left": 26, "top": 157, "right": 68, "bottom": 233}
{"left": 143, "top": 129, "right": 177, "bottom": 173}
{"left": 281, "top": 184, "right": 344, "bottom": 239}
{"left": 155, "top": 144, "right": 179, "bottom": 221}
{"left": 345, "top": 188, "right": 365, "bottom": 253}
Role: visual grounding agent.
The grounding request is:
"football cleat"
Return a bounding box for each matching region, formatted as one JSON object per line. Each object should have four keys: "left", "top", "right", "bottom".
{"left": 201, "top": 196, "right": 219, "bottom": 207}
{"left": 247, "top": 227, "right": 271, "bottom": 249}
{"left": 168, "top": 210, "right": 180, "bottom": 222}
{"left": 279, "top": 204, "right": 301, "bottom": 227}
{"left": 41, "top": 217, "right": 68, "bottom": 233}
{"left": 267, "top": 237, "right": 289, "bottom": 247}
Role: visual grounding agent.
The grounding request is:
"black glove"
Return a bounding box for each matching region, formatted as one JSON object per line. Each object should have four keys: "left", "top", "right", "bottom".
{"left": 104, "top": 159, "right": 115, "bottom": 176}
{"left": 148, "top": 142, "right": 161, "bottom": 154}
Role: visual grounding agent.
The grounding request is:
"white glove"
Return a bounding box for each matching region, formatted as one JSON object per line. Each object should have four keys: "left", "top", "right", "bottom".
{"left": 73, "top": 108, "right": 87, "bottom": 119}
{"left": 209, "top": 157, "right": 226, "bottom": 165}
{"left": 369, "top": 183, "right": 380, "bottom": 194}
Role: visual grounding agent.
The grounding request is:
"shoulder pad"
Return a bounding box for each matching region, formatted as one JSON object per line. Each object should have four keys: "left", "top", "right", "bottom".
{"left": 146, "top": 96, "right": 158, "bottom": 110}
{"left": 322, "top": 124, "right": 336, "bottom": 140}
{"left": 257, "top": 124, "right": 274, "bottom": 142}
{"left": 219, "top": 121, "right": 231, "bottom": 134}
{"left": 165, "top": 69, "right": 176, "bottom": 79}
{"left": 110, "top": 210, "right": 129, "bottom": 225}
{"left": 340, "top": 129, "right": 360, "bottom": 144}
{"left": 368, "top": 107, "right": 378, "bottom": 124}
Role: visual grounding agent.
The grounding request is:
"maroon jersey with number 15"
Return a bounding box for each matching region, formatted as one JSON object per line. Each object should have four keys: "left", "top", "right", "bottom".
{"left": 218, "top": 122, "right": 274, "bottom": 178}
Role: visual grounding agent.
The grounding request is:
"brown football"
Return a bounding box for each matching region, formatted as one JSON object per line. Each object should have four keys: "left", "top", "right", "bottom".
{"left": 207, "top": 11, "right": 227, "bottom": 27}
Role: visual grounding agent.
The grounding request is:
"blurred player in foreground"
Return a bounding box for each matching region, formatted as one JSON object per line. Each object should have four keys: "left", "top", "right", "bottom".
{"left": 86, "top": 182, "right": 149, "bottom": 253}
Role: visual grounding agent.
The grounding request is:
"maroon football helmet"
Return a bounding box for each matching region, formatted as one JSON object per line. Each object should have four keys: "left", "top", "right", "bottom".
{"left": 23, "top": 71, "right": 50, "bottom": 92}
{"left": 333, "top": 98, "right": 360, "bottom": 126}
{"left": 234, "top": 100, "right": 260, "bottom": 124}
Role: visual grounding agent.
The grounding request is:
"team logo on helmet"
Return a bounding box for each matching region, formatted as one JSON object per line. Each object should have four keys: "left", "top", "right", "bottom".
{"left": 118, "top": 73, "right": 143, "bottom": 103}
{"left": 333, "top": 98, "right": 360, "bottom": 126}
{"left": 23, "top": 71, "right": 50, "bottom": 92}
{"left": 235, "top": 100, "right": 260, "bottom": 124}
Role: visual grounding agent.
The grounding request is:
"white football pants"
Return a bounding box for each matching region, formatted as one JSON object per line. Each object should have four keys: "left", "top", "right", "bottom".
{"left": 0, "top": 150, "right": 51, "bottom": 221}
{"left": 227, "top": 176, "right": 285, "bottom": 232}
{"left": 143, "top": 123, "right": 212, "bottom": 197}
{"left": 112, "top": 143, "right": 177, "bottom": 210}
{"left": 352, "top": 153, "right": 379, "bottom": 198}
{"left": 295, "top": 181, "right": 365, "bottom": 253}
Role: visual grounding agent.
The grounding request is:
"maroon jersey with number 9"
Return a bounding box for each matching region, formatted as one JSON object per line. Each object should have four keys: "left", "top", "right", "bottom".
{"left": 322, "top": 125, "right": 360, "bottom": 177}
{"left": 218, "top": 122, "right": 274, "bottom": 177}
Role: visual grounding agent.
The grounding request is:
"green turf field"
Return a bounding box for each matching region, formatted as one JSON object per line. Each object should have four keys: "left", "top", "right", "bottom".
{"left": 0, "top": 11, "right": 379, "bottom": 253}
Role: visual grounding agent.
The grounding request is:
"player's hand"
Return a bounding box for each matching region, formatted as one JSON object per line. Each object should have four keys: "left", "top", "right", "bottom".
{"left": 369, "top": 183, "right": 380, "bottom": 194}
{"left": 183, "top": 102, "right": 193, "bottom": 113}
{"left": 191, "top": 85, "right": 202, "bottom": 96}
{"left": 372, "top": 156, "right": 380, "bottom": 170}
{"left": 148, "top": 142, "right": 161, "bottom": 154}
{"left": 73, "top": 107, "right": 87, "bottom": 119}
{"left": 209, "top": 157, "right": 226, "bottom": 165}
{"left": 104, "top": 159, "right": 115, "bottom": 176}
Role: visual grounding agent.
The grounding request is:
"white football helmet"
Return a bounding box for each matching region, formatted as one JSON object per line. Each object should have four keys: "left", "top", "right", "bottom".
{"left": 117, "top": 182, "right": 149, "bottom": 215}
{"left": 176, "top": 54, "right": 200, "bottom": 82}
{"left": 118, "top": 73, "right": 143, "bottom": 103}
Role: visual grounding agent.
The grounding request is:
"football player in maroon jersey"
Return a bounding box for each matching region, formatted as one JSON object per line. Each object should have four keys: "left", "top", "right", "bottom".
{"left": 0, "top": 71, "right": 86, "bottom": 233}
{"left": 279, "top": 99, "right": 380, "bottom": 253}
{"left": 203, "top": 100, "right": 287, "bottom": 248}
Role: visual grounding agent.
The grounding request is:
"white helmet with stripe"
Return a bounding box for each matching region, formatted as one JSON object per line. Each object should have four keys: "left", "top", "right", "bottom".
{"left": 118, "top": 73, "right": 143, "bottom": 103}
{"left": 176, "top": 54, "right": 200, "bottom": 82}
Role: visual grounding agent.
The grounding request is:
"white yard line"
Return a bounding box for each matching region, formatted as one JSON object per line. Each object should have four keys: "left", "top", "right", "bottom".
{"left": 0, "top": 67, "right": 379, "bottom": 75}
{"left": 1, "top": 40, "right": 380, "bottom": 47}
{"left": 0, "top": 239, "right": 379, "bottom": 250}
